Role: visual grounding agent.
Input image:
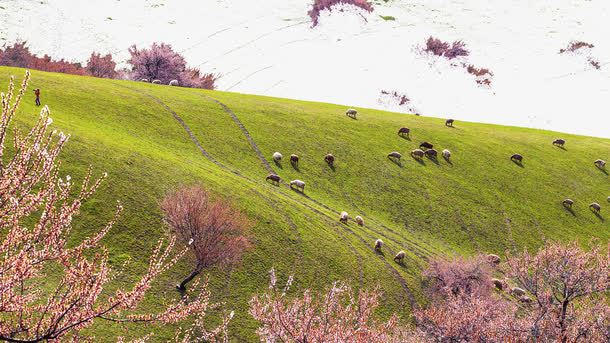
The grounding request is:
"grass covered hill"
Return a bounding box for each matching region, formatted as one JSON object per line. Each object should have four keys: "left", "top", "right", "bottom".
{"left": 2, "top": 66, "right": 608, "bottom": 341}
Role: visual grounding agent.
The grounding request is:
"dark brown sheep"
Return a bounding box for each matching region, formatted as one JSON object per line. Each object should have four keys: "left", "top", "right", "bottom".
{"left": 491, "top": 278, "right": 504, "bottom": 291}
{"left": 324, "top": 153, "right": 335, "bottom": 166}
{"left": 594, "top": 159, "right": 606, "bottom": 169}
{"left": 290, "top": 154, "right": 299, "bottom": 166}
{"left": 511, "top": 153, "right": 523, "bottom": 162}
{"left": 374, "top": 239, "right": 383, "bottom": 252}
{"left": 265, "top": 174, "right": 281, "bottom": 185}
{"left": 419, "top": 141, "right": 433, "bottom": 150}
{"left": 388, "top": 151, "right": 402, "bottom": 161}
{"left": 552, "top": 138, "right": 565, "bottom": 147}
{"left": 562, "top": 199, "right": 574, "bottom": 208}
{"left": 590, "top": 202, "right": 601, "bottom": 213}
{"left": 345, "top": 109, "right": 357, "bottom": 118}
{"left": 425, "top": 149, "right": 438, "bottom": 158}
{"left": 445, "top": 119, "right": 454, "bottom": 127}
{"left": 398, "top": 127, "right": 410, "bottom": 137}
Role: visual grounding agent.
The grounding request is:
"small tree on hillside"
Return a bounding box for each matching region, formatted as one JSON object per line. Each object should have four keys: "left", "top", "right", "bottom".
{"left": 161, "top": 186, "right": 252, "bottom": 291}
{"left": 127, "top": 42, "right": 187, "bottom": 84}
{"left": 85, "top": 52, "right": 117, "bottom": 78}
{"left": 308, "top": 0, "right": 374, "bottom": 27}
{"left": 0, "top": 71, "right": 227, "bottom": 341}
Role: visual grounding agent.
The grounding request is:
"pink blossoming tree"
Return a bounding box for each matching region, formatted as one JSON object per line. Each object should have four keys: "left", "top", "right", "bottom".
{"left": 0, "top": 71, "right": 228, "bottom": 341}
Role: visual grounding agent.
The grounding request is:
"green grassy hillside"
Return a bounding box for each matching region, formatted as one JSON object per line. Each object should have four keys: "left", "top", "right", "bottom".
{"left": 2, "top": 67, "right": 609, "bottom": 341}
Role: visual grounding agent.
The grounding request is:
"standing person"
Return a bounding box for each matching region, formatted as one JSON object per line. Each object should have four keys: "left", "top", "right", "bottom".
{"left": 34, "top": 88, "right": 41, "bottom": 106}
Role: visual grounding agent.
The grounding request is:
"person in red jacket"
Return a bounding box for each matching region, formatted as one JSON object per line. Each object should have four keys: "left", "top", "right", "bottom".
{"left": 34, "top": 89, "right": 41, "bottom": 106}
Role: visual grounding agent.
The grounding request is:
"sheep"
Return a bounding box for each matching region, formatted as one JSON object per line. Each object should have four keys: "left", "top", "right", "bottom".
{"left": 272, "top": 152, "right": 283, "bottom": 162}
{"left": 411, "top": 149, "right": 425, "bottom": 159}
{"left": 442, "top": 149, "right": 451, "bottom": 159}
{"left": 594, "top": 159, "right": 606, "bottom": 169}
{"left": 387, "top": 151, "right": 402, "bottom": 161}
{"left": 589, "top": 202, "right": 601, "bottom": 213}
{"left": 355, "top": 215, "right": 364, "bottom": 226}
{"left": 374, "top": 239, "right": 383, "bottom": 252}
{"left": 265, "top": 173, "right": 281, "bottom": 185}
{"left": 511, "top": 287, "right": 526, "bottom": 297}
{"left": 345, "top": 108, "right": 357, "bottom": 118}
{"left": 445, "top": 119, "right": 454, "bottom": 127}
{"left": 487, "top": 254, "right": 501, "bottom": 265}
{"left": 339, "top": 211, "right": 349, "bottom": 223}
{"left": 519, "top": 295, "right": 533, "bottom": 304}
{"left": 552, "top": 138, "right": 565, "bottom": 147}
{"left": 168, "top": 79, "right": 179, "bottom": 86}
{"left": 607, "top": 196, "right": 610, "bottom": 203}
{"left": 562, "top": 198, "right": 574, "bottom": 208}
{"left": 290, "top": 179, "right": 305, "bottom": 192}
{"left": 394, "top": 251, "right": 406, "bottom": 263}
{"left": 140, "top": 78, "right": 149, "bottom": 82}
{"left": 491, "top": 278, "right": 504, "bottom": 291}
{"left": 425, "top": 149, "right": 438, "bottom": 158}
{"left": 511, "top": 153, "right": 523, "bottom": 163}
{"left": 290, "top": 154, "right": 299, "bottom": 166}
{"left": 419, "top": 142, "right": 433, "bottom": 150}
{"left": 152, "top": 79, "right": 161, "bottom": 84}
{"left": 324, "top": 153, "right": 335, "bottom": 167}
{"left": 397, "top": 127, "right": 410, "bottom": 137}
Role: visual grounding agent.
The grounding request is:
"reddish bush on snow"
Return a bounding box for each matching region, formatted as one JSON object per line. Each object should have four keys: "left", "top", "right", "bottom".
{"left": 424, "top": 37, "right": 469, "bottom": 59}
{"left": 85, "top": 52, "right": 117, "bottom": 78}
{"left": 380, "top": 90, "right": 409, "bottom": 106}
{"left": 308, "top": 0, "right": 374, "bottom": 27}
{"left": 466, "top": 65, "right": 493, "bottom": 85}
{"left": 559, "top": 41, "right": 595, "bottom": 54}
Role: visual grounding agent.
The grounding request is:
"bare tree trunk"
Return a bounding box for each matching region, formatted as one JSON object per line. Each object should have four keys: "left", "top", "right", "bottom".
{"left": 176, "top": 263, "right": 203, "bottom": 291}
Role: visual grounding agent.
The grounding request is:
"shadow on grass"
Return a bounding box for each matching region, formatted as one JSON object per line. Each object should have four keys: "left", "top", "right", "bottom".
{"left": 512, "top": 160, "right": 524, "bottom": 168}
{"left": 555, "top": 145, "right": 567, "bottom": 151}
{"left": 291, "top": 161, "right": 300, "bottom": 172}
{"left": 593, "top": 211, "right": 604, "bottom": 222}
{"left": 564, "top": 206, "right": 576, "bottom": 216}
{"left": 274, "top": 160, "right": 283, "bottom": 169}
{"left": 388, "top": 157, "right": 403, "bottom": 167}
{"left": 443, "top": 156, "right": 453, "bottom": 166}
{"left": 328, "top": 163, "right": 336, "bottom": 172}
{"left": 399, "top": 135, "right": 412, "bottom": 141}
{"left": 427, "top": 156, "right": 440, "bottom": 165}
{"left": 412, "top": 157, "right": 425, "bottom": 166}
{"left": 375, "top": 250, "right": 385, "bottom": 257}
{"left": 596, "top": 167, "right": 608, "bottom": 175}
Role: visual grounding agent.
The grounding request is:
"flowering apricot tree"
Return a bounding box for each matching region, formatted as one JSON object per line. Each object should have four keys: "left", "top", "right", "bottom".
{"left": 249, "top": 269, "right": 408, "bottom": 342}
{"left": 0, "top": 71, "right": 227, "bottom": 341}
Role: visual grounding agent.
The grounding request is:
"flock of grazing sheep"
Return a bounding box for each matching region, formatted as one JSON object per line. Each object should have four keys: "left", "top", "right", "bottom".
{"left": 141, "top": 78, "right": 179, "bottom": 86}
{"left": 264, "top": 108, "right": 608, "bottom": 265}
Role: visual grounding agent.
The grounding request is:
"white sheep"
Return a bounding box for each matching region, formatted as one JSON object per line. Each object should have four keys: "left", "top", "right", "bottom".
{"left": 394, "top": 250, "right": 406, "bottom": 263}
{"left": 355, "top": 215, "right": 364, "bottom": 226}
{"left": 290, "top": 179, "right": 305, "bottom": 192}
{"left": 168, "top": 79, "right": 179, "bottom": 86}
{"left": 272, "top": 152, "right": 283, "bottom": 162}
{"left": 374, "top": 239, "right": 383, "bottom": 251}
{"left": 487, "top": 254, "right": 501, "bottom": 265}
{"left": 152, "top": 79, "right": 161, "bottom": 84}
{"left": 442, "top": 149, "right": 451, "bottom": 159}
{"left": 345, "top": 109, "right": 357, "bottom": 118}
{"left": 339, "top": 211, "right": 349, "bottom": 223}
{"left": 140, "top": 78, "right": 149, "bottom": 82}
{"left": 594, "top": 159, "right": 606, "bottom": 168}
{"left": 511, "top": 287, "right": 526, "bottom": 297}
